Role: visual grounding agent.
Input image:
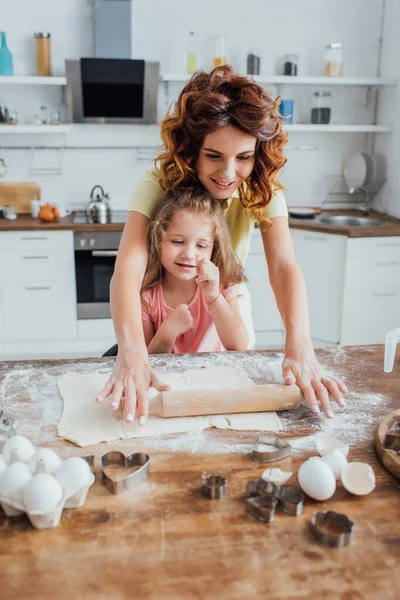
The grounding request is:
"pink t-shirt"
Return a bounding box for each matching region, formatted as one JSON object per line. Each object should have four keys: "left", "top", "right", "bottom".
{"left": 141, "top": 282, "right": 236, "bottom": 353}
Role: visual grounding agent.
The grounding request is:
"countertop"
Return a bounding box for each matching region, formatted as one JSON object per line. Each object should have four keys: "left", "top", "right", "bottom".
{"left": 1, "top": 209, "right": 400, "bottom": 236}
{"left": 0, "top": 346, "right": 399, "bottom": 600}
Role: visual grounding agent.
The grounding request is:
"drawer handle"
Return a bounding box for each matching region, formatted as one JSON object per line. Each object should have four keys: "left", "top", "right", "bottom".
{"left": 377, "top": 243, "right": 400, "bottom": 247}
{"left": 23, "top": 256, "right": 49, "bottom": 260}
{"left": 21, "top": 237, "right": 48, "bottom": 241}
{"left": 371, "top": 292, "right": 396, "bottom": 297}
{"left": 374, "top": 261, "right": 400, "bottom": 266}
{"left": 304, "top": 236, "right": 327, "bottom": 242}
{"left": 25, "top": 286, "right": 51, "bottom": 291}
{"left": 91, "top": 250, "right": 118, "bottom": 257}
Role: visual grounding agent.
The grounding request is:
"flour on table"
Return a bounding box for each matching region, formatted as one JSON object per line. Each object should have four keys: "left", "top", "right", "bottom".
{"left": 57, "top": 365, "right": 281, "bottom": 447}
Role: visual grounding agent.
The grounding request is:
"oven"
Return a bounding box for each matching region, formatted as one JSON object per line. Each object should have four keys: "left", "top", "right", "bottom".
{"left": 74, "top": 230, "right": 122, "bottom": 319}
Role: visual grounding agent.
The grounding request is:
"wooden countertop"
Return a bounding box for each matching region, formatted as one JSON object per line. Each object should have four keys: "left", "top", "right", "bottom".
{"left": 0, "top": 346, "right": 399, "bottom": 600}
{"left": 1, "top": 209, "right": 400, "bottom": 237}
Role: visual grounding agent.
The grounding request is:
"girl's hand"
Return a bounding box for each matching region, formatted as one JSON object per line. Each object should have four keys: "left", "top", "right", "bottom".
{"left": 282, "top": 335, "right": 348, "bottom": 417}
{"left": 95, "top": 348, "right": 169, "bottom": 424}
{"left": 195, "top": 258, "right": 220, "bottom": 304}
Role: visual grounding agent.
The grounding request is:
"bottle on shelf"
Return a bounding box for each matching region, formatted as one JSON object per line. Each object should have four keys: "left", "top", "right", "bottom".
{"left": 40, "top": 105, "right": 48, "bottom": 125}
{"left": 324, "top": 43, "right": 343, "bottom": 77}
{"left": 283, "top": 54, "right": 298, "bottom": 76}
{"left": 186, "top": 31, "right": 197, "bottom": 75}
{"left": 0, "top": 32, "right": 14, "bottom": 76}
{"left": 247, "top": 51, "right": 260, "bottom": 75}
{"left": 35, "top": 33, "right": 52, "bottom": 77}
{"left": 213, "top": 34, "right": 227, "bottom": 68}
{"left": 311, "top": 92, "right": 332, "bottom": 124}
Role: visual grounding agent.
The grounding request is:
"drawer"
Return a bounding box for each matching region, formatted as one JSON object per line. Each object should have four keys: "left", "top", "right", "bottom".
{"left": 0, "top": 250, "right": 75, "bottom": 283}
{"left": 3, "top": 281, "right": 78, "bottom": 341}
{"left": 344, "top": 257, "right": 400, "bottom": 289}
{"left": 347, "top": 237, "right": 400, "bottom": 261}
{"left": 340, "top": 287, "right": 400, "bottom": 345}
{"left": 0, "top": 230, "right": 73, "bottom": 252}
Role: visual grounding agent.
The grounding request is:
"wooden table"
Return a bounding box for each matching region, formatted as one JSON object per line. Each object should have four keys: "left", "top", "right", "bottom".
{"left": 0, "top": 346, "right": 399, "bottom": 600}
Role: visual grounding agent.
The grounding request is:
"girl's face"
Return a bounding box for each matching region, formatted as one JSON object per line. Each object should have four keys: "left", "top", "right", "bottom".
{"left": 161, "top": 210, "right": 214, "bottom": 281}
{"left": 197, "top": 125, "right": 257, "bottom": 201}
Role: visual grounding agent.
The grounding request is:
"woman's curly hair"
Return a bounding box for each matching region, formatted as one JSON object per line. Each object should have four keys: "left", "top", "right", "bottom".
{"left": 155, "top": 65, "right": 288, "bottom": 221}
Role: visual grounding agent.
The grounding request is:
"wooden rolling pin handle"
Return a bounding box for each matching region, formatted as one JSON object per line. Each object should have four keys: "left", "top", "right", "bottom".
{"left": 151, "top": 384, "right": 303, "bottom": 418}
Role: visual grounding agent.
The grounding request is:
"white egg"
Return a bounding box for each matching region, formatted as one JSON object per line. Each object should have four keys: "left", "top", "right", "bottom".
{"left": 2, "top": 435, "right": 36, "bottom": 464}
{"left": 0, "top": 462, "right": 32, "bottom": 499}
{"left": 262, "top": 468, "right": 293, "bottom": 485}
{"left": 0, "top": 455, "right": 7, "bottom": 476}
{"left": 315, "top": 433, "right": 349, "bottom": 458}
{"left": 341, "top": 462, "right": 376, "bottom": 496}
{"left": 320, "top": 449, "right": 348, "bottom": 480}
{"left": 298, "top": 456, "right": 336, "bottom": 501}
{"left": 22, "top": 473, "right": 63, "bottom": 514}
{"left": 55, "top": 457, "right": 92, "bottom": 493}
{"left": 29, "top": 448, "right": 62, "bottom": 475}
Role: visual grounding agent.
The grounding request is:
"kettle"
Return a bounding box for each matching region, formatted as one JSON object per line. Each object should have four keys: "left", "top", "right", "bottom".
{"left": 86, "top": 185, "right": 111, "bottom": 224}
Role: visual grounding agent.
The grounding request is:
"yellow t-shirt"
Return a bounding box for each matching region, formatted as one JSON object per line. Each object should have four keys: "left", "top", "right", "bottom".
{"left": 129, "top": 168, "right": 288, "bottom": 266}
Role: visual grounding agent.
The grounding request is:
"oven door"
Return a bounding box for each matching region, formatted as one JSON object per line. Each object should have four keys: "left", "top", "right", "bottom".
{"left": 75, "top": 249, "right": 117, "bottom": 319}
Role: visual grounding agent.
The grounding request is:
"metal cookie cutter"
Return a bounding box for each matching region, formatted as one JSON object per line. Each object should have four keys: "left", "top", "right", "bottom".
{"left": 252, "top": 434, "right": 292, "bottom": 463}
{"left": 202, "top": 474, "right": 227, "bottom": 499}
{"left": 101, "top": 451, "right": 150, "bottom": 495}
{"left": 274, "top": 487, "right": 304, "bottom": 516}
{"left": 246, "top": 495, "right": 278, "bottom": 523}
{"left": 311, "top": 510, "right": 355, "bottom": 547}
{"left": 246, "top": 478, "right": 276, "bottom": 497}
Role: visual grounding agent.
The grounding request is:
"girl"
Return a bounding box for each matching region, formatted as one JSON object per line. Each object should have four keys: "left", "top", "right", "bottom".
{"left": 141, "top": 187, "right": 248, "bottom": 354}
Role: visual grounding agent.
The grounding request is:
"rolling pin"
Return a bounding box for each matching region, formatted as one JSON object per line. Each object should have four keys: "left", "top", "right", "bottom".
{"left": 150, "top": 384, "right": 303, "bottom": 418}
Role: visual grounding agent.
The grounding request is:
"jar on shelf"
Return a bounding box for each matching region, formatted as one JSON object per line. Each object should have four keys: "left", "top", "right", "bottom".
{"left": 35, "top": 33, "right": 52, "bottom": 77}
{"left": 213, "top": 34, "right": 227, "bottom": 68}
{"left": 324, "top": 43, "right": 343, "bottom": 77}
{"left": 247, "top": 51, "right": 260, "bottom": 75}
{"left": 311, "top": 92, "right": 332, "bottom": 124}
{"left": 186, "top": 31, "right": 197, "bottom": 75}
{"left": 40, "top": 105, "right": 48, "bottom": 124}
{"left": 284, "top": 54, "right": 298, "bottom": 76}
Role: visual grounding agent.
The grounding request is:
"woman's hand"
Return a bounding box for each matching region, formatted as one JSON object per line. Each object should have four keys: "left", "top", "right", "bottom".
{"left": 196, "top": 258, "right": 220, "bottom": 304}
{"left": 95, "top": 348, "right": 169, "bottom": 424}
{"left": 282, "top": 335, "right": 348, "bottom": 417}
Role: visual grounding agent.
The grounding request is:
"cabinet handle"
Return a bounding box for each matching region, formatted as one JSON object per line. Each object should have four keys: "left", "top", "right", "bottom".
{"left": 91, "top": 250, "right": 118, "bottom": 257}
{"left": 20, "top": 236, "right": 48, "bottom": 241}
{"left": 304, "top": 236, "right": 327, "bottom": 242}
{"left": 376, "top": 242, "right": 400, "bottom": 247}
{"left": 23, "top": 256, "right": 49, "bottom": 260}
{"left": 374, "top": 261, "right": 400, "bottom": 266}
{"left": 371, "top": 292, "right": 396, "bottom": 297}
{"left": 25, "top": 286, "right": 51, "bottom": 291}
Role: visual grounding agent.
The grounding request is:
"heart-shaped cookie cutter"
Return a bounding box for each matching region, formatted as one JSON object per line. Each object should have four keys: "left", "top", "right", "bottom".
{"left": 252, "top": 434, "right": 292, "bottom": 463}
{"left": 100, "top": 451, "right": 150, "bottom": 495}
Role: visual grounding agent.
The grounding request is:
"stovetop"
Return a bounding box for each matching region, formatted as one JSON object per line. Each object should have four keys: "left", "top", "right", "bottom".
{"left": 72, "top": 211, "right": 128, "bottom": 224}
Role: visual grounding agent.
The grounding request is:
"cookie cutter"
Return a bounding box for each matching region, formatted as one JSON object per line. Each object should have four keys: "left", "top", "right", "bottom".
{"left": 99, "top": 451, "right": 150, "bottom": 495}
{"left": 246, "top": 495, "right": 278, "bottom": 523}
{"left": 311, "top": 510, "right": 355, "bottom": 547}
{"left": 202, "top": 474, "right": 228, "bottom": 499}
{"left": 246, "top": 478, "right": 303, "bottom": 516}
{"left": 247, "top": 478, "right": 276, "bottom": 497}
{"left": 252, "top": 434, "right": 292, "bottom": 463}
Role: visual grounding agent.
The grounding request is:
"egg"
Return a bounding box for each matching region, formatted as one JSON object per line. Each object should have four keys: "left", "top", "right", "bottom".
{"left": 315, "top": 433, "right": 349, "bottom": 458}
{"left": 297, "top": 457, "right": 336, "bottom": 501}
{"left": 0, "top": 462, "right": 32, "bottom": 500}
{"left": 55, "top": 457, "right": 92, "bottom": 494}
{"left": 29, "top": 448, "right": 62, "bottom": 475}
{"left": 341, "top": 462, "right": 376, "bottom": 496}
{"left": 2, "top": 435, "right": 36, "bottom": 464}
{"left": 22, "top": 473, "right": 63, "bottom": 514}
{"left": 262, "top": 468, "right": 293, "bottom": 485}
{"left": 320, "top": 449, "right": 348, "bottom": 480}
{"left": 0, "top": 455, "right": 7, "bottom": 476}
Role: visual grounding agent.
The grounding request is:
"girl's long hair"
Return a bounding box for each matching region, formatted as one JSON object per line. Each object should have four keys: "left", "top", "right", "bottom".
{"left": 155, "top": 65, "right": 287, "bottom": 222}
{"left": 142, "top": 187, "right": 246, "bottom": 293}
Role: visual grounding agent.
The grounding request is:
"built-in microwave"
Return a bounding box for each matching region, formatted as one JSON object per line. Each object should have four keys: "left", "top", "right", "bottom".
{"left": 66, "top": 58, "right": 159, "bottom": 124}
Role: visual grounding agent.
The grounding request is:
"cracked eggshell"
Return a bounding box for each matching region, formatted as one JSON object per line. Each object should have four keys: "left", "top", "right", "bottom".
{"left": 2, "top": 435, "right": 36, "bottom": 464}
{"left": 341, "top": 462, "right": 376, "bottom": 496}
{"left": 320, "top": 449, "right": 348, "bottom": 480}
{"left": 55, "top": 457, "right": 92, "bottom": 495}
{"left": 316, "top": 433, "right": 349, "bottom": 458}
{"left": 262, "top": 468, "right": 293, "bottom": 485}
{"left": 297, "top": 456, "right": 336, "bottom": 501}
{"left": 29, "top": 448, "right": 62, "bottom": 475}
{"left": 0, "top": 455, "right": 7, "bottom": 476}
{"left": 22, "top": 473, "right": 63, "bottom": 515}
{"left": 0, "top": 462, "right": 32, "bottom": 501}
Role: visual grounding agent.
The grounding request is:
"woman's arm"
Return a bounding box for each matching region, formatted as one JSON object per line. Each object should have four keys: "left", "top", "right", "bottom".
{"left": 209, "top": 294, "right": 249, "bottom": 350}
{"left": 96, "top": 212, "right": 169, "bottom": 423}
{"left": 261, "top": 217, "right": 347, "bottom": 415}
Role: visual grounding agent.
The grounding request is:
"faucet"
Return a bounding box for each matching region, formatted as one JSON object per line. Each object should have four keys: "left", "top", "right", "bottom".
{"left": 348, "top": 186, "right": 371, "bottom": 215}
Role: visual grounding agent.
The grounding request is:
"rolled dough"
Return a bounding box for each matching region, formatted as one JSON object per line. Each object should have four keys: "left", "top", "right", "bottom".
{"left": 57, "top": 365, "right": 281, "bottom": 448}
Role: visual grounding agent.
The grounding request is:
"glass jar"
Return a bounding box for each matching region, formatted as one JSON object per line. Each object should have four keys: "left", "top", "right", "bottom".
{"left": 35, "top": 33, "right": 52, "bottom": 76}
{"left": 284, "top": 54, "right": 298, "bottom": 76}
{"left": 324, "top": 43, "right": 343, "bottom": 77}
{"left": 311, "top": 92, "right": 332, "bottom": 124}
{"left": 213, "top": 35, "right": 227, "bottom": 68}
{"left": 247, "top": 51, "right": 260, "bottom": 75}
{"left": 186, "top": 31, "right": 197, "bottom": 75}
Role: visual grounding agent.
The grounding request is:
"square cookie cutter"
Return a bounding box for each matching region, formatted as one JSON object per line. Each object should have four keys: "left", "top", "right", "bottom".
{"left": 84, "top": 451, "right": 150, "bottom": 495}
{"left": 252, "top": 434, "right": 292, "bottom": 463}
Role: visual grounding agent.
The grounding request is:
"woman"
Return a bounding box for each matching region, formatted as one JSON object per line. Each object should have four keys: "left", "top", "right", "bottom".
{"left": 96, "top": 65, "right": 347, "bottom": 424}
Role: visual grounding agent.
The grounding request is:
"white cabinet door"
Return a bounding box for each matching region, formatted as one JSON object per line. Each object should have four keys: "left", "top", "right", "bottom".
{"left": 3, "top": 282, "right": 77, "bottom": 341}
{"left": 291, "top": 229, "right": 347, "bottom": 344}
{"left": 246, "top": 231, "right": 282, "bottom": 332}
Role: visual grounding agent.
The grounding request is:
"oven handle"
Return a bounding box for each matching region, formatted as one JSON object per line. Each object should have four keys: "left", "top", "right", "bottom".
{"left": 91, "top": 250, "right": 118, "bottom": 257}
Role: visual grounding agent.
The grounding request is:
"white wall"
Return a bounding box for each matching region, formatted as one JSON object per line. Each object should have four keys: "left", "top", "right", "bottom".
{"left": 1, "top": 0, "right": 394, "bottom": 215}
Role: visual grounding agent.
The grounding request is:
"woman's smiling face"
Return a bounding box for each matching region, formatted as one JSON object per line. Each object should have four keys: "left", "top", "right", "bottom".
{"left": 196, "top": 125, "right": 257, "bottom": 201}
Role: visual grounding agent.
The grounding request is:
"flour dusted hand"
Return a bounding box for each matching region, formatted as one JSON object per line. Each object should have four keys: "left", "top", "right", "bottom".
{"left": 195, "top": 258, "right": 220, "bottom": 304}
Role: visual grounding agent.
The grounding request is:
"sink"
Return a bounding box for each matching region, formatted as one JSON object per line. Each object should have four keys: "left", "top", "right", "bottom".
{"left": 318, "top": 214, "right": 388, "bottom": 227}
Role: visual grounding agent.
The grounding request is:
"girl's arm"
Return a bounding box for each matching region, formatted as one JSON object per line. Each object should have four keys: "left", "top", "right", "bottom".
{"left": 261, "top": 216, "right": 347, "bottom": 415}
{"left": 208, "top": 293, "right": 249, "bottom": 351}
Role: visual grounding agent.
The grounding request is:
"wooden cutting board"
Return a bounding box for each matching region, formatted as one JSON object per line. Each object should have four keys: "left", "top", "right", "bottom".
{"left": 0, "top": 182, "right": 41, "bottom": 213}
{"left": 374, "top": 408, "right": 400, "bottom": 479}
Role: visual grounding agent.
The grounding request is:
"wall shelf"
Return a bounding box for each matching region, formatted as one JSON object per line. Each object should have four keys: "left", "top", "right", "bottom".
{"left": 0, "top": 125, "right": 71, "bottom": 134}
{"left": 283, "top": 124, "right": 391, "bottom": 133}
{"left": 0, "top": 76, "right": 67, "bottom": 86}
{"left": 161, "top": 74, "right": 397, "bottom": 86}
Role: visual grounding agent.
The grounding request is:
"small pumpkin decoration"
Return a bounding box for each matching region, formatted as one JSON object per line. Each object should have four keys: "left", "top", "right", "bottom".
{"left": 38, "top": 203, "right": 60, "bottom": 222}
